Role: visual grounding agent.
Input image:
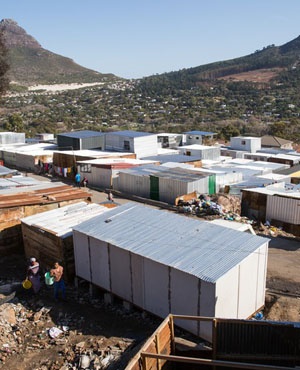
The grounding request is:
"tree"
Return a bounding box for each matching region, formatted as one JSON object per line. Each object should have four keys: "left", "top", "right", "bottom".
{"left": 0, "top": 31, "right": 9, "bottom": 96}
{"left": 4, "top": 114, "right": 24, "bottom": 132}
{"left": 219, "top": 124, "right": 240, "bottom": 141}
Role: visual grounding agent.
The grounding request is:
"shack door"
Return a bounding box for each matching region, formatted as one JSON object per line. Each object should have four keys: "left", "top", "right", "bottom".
{"left": 208, "top": 174, "right": 216, "bottom": 195}
{"left": 150, "top": 175, "right": 159, "bottom": 201}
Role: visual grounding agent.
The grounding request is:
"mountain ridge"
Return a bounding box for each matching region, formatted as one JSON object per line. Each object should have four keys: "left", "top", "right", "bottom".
{"left": 0, "top": 18, "right": 117, "bottom": 86}
{"left": 1, "top": 18, "right": 300, "bottom": 88}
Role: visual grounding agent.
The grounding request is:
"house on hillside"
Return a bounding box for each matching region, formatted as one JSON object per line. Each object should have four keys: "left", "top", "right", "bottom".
{"left": 105, "top": 130, "right": 158, "bottom": 158}
{"left": 57, "top": 130, "right": 105, "bottom": 151}
{"left": 73, "top": 203, "right": 269, "bottom": 342}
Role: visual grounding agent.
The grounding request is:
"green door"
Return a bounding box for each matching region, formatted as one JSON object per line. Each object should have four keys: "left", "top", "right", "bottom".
{"left": 150, "top": 175, "right": 159, "bottom": 201}
{"left": 208, "top": 174, "right": 216, "bottom": 195}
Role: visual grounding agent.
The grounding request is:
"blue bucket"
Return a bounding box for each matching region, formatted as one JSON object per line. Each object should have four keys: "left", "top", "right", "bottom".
{"left": 45, "top": 272, "right": 54, "bottom": 285}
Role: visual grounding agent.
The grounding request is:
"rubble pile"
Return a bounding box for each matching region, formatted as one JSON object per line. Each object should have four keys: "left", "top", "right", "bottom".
{"left": 0, "top": 285, "right": 152, "bottom": 370}
{"left": 177, "top": 194, "right": 248, "bottom": 222}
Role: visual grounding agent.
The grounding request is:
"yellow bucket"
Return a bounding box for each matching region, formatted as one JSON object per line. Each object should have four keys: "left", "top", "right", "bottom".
{"left": 22, "top": 279, "right": 32, "bottom": 289}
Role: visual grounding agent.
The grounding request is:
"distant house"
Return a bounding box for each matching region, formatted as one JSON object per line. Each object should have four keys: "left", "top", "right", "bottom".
{"left": 183, "top": 131, "right": 216, "bottom": 145}
{"left": 157, "top": 133, "right": 183, "bottom": 148}
{"left": 178, "top": 144, "right": 221, "bottom": 161}
{"left": 0, "top": 142, "right": 56, "bottom": 172}
{"left": 0, "top": 132, "right": 25, "bottom": 145}
{"left": 57, "top": 130, "right": 105, "bottom": 151}
{"left": 105, "top": 130, "right": 158, "bottom": 159}
{"left": 116, "top": 165, "right": 212, "bottom": 203}
{"left": 261, "top": 135, "right": 293, "bottom": 150}
{"left": 52, "top": 149, "right": 136, "bottom": 179}
{"left": 230, "top": 136, "right": 261, "bottom": 153}
{"left": 76, "top": 157, "right": 159, "bottom": 189}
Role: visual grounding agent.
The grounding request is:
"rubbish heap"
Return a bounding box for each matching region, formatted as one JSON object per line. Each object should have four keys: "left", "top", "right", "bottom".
{"left": 0, "top": 280, "right": 158, "bottom": 370}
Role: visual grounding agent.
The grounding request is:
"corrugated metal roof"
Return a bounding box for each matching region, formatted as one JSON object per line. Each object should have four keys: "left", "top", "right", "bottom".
{"left": 119, "top": 165, "right": 207, "bottom": 181}
{"left": 0, "top": 166, "right": 18, "bottom": 176}
{"left": 0, "top": 176, "right": 44, "bottom": 189}
{"left": 77, "top": 158, "right": 157, "bottom": 166}
{"left": 0, "top": 181, "right": 66, "bottom": 194}
{"left": 57, "top": 130, "right": 105, "bottom": 139}
{"left": 0, "top": 184, "right": 92, "bottom": 207}
{"left": 180, "top": 144, "right": 219, "bottom": 150}
{"left": 119, "top": 164, "right": 167, "bottom": 176}
{"left": 108, "top": 130, "right": 155, "bottom": 138}
{"left": 21, "top": 202, "right": 109, "bottom": 238}
{"left": 142, "top": 154, "right": 201, "bottom": 163}
{"left": 243, "top": 183, "right": 300, "bottom": 198}
{"left": 184, "top": 131, "right": 216, "bottom": 136}
{"left": 73, "top": 203, "right": 268, "bottom": 283}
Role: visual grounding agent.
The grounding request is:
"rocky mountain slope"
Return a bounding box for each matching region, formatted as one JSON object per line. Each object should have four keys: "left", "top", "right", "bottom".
{"left": 0, "top": 19, "right": 117, "bottom": 86}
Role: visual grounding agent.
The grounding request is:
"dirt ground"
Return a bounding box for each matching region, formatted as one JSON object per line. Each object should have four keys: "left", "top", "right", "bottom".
{"left": 0, "top": 175, "right": 299, "bottom": 369}
{"left": 261, "top": 234, "right": 300, "bottom": 322}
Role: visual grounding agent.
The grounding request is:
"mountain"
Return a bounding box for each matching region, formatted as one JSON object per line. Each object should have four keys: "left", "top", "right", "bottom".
{"left": 138, "top": 35, "right": 300, "bottom": 90}
{"left": 0, "top": 19, "right": 117, "bottom": 86}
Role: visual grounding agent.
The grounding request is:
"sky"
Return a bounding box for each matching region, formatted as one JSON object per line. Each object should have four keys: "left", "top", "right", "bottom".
{"left": 1, "top": 0, "right": 300, "bottom": 79}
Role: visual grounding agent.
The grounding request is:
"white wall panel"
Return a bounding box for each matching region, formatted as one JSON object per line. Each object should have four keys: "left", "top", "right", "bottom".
{"left": 134, "top": 136, "right": 158, "bottom": 158}
{"left": 110, "top": 245, "right": 132, "bottom": 301}
{"left": 116, "top": 172, "right": 150, "bottom": 197}
{"left": 215, "top": 267, "right": 239, "bottom": 318}
{"left": 170, "top": 269, "right": 199, "bottom": 335}
{"left": 144, "top": 259, "right": 169, "bottom": 318}
{"left": 199, "top": 280, "right": 216, "bottom": 342}
{"left": 237, "top": 252, "right": 259, "bottom": 318}
{"left": 267, "top": 195, "right": 300, "bottom": 224}
{"left": 256, "top": 244, "right": 268, "bottom": 309}
{"left": 90, "top": 238, "right": 110, "bottom": 291}
{"left": 131, "top": 254, "right": 145, "bottom": 308}
{"left": 73, "top": 231, "right": 91, "bottom": 281}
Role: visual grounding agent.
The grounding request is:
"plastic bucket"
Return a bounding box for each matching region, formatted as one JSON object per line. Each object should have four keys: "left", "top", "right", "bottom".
{"left": 22, "top": 279, "right": 32, "bottom": 289}
{"left": 45, "top": 272, "right": 54, "bottom": 286}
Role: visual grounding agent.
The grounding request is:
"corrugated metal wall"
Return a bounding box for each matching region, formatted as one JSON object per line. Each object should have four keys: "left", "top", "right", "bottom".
{"left": 134, "top": 136, "right": 158, "bottom": 158}
{"left": 267, "top": 195, "right": 300, "bottom": 224}
{"left": 73, "top": 233, "right": 217, "bottom": 341}
{"left": 215, "top": 320, "right": 300, "bottom": 367}
{"left": 157, "top": 176, "right": 209, "bottom": 204}
{"left": 0, "top": 132, "right": 25, "bottom": 144}
{"left": 2, "top": 151, "right": 17, "bottom": 167}
{"left": 116, "top": 172, "right": 150, "bottom": 198}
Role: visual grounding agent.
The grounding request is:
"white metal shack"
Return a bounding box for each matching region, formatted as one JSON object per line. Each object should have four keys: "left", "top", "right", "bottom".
{"left": 73, "top": 203, "right": 269, "bottom": 342}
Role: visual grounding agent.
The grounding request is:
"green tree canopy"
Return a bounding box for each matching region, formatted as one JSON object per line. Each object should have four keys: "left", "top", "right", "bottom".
{"left": 4, "top": 114, "right": 24, "bottom": 132}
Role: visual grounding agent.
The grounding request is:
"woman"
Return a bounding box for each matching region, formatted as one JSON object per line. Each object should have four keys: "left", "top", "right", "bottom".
{"left": 27, "top": 257, "right": 41, "bottom": 294}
